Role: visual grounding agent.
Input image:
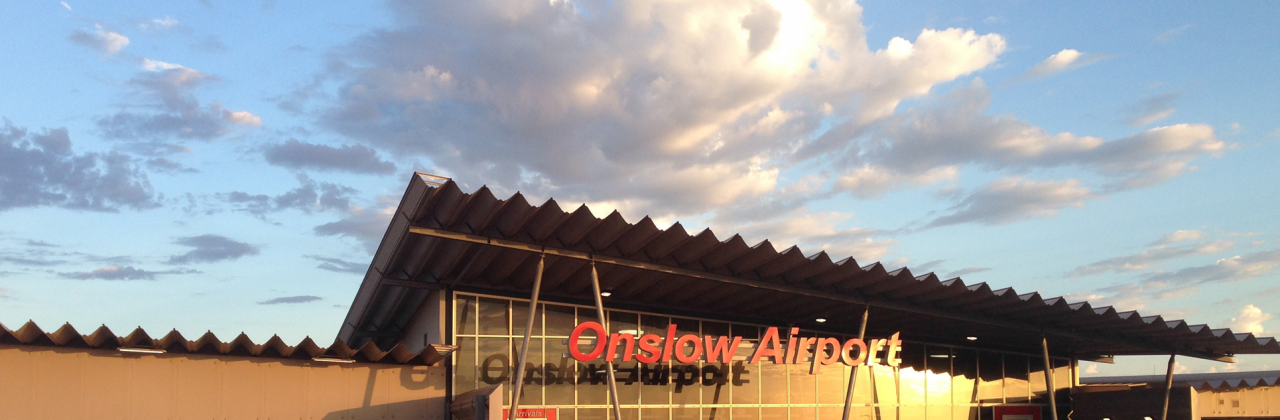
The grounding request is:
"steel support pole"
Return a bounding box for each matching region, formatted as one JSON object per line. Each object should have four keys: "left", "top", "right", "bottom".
{"left": 1042, "top": 336, "right": 1059, "bottom": 420}
{"left": 1161, "top": 353, "right": 1176, "bottom": 420}
{"left": 841, "top": 305, "right": 871, "bottom": 420}
{"left": 508, "top": 254, "right": 545, "bottom": 420}
{"left": 590, "top": 260, "right": 625, "bottom": 420}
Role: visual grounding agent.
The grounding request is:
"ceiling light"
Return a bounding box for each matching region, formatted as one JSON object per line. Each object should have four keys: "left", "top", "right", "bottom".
{"left": 966, "top": 336, "right": 978, "bottom": 341}
{"left": 312, "top": 357, "right": 356, "bottom": 364}
{"left": 815, "top": 318, "right": 827, "bottom": 323}
{"left": 117, "top": 347, "right": 166, "bottom": 354}
{"left": 600, "top": 291, "right": 612, "bottom": 297}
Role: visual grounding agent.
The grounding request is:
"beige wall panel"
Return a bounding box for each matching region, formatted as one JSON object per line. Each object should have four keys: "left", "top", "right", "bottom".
{"left": 81, "top": 350, "right": 129, "bottom": 420}
{"left": 220, "top": 359, "right": 266, "bottom": 419}
{"left": 128, "top": 354, "right": 178, "bottom": 420}
{"left": 34, "top": 350, "right": 85, "bottom": 419}
{"left": 307, "top": 364, "right": 352, "bottom": 419}
{"left": 0, "top": 347, "right": 36, "bottom": 420}
{"left": 1, "top": 345, "right": 448, "bottom": 420}
{"left": 262, "top": 360, "right": 308, "bottom": 420}
{"left": 174, "top": 356, "right": 223, "bottom": 420}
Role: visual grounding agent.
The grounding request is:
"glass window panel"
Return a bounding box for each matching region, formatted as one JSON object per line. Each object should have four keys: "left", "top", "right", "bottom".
{"left": 545, "top": 304, "right": 577, "bottom": 337}
{"left": 875, "top": 405, "right": 899, "bottom": 420}
{"left": 816, "top": 359, "right": 847, "bottom": 404}
{"left": 789, "top": 362, "right": 817, "bottom": 405}
{"left": 702, "top": 321, "right": 730, "bottom": 338}
{"left": 702, "top": 407, "right": 729, "bottom": 420}
{"left": 512, "top": 300, "right": 544, "bottom": 337}
{"left": 1028, "top": 355, "right": 1048, "bottom": 404}
{"left": 478, "top": 297, "right": 510, "bottom": 336}
{"left": 619, "top": 408, "right": 640, "bottom": 420}
{"left": 577, "top": 361, "right": 609, "bottom": 405}
{"left": 819, "top": 406, "right": 844, "bottom": 420}
{"left": 579, "top": 408, "right": 608, "bottom": 420}
{"left": 1053, "top": 358, "right": 1071, "bottom": 395}
{"left": 672, "top": 317, "right": 700, "bottom": 336}
{"left": 953, "top": 406, "right": 978, "bottom": 420}
{"left": 899, "top": 343, "right": 926, "bottom": 406}
{"left": 731, "top": 407, "right": 759, "bottom": 420}
{"left": 546, "top": 354, "right": 576, "bottom": 405}
{"left": 927, "top": 404, "right": 951, "bottom": 420}
{"left": 702, "top": 363, "right": 730, "bottom": 405}
{"left": 457, "top": 296, "right": 477, "bottom": 336}
{"left": 926, "top": 346, "right": 952, "bottom": 407}
{"left": 951, "top": 349, "right": 978, "bottom": 405}
{"left": 731, "top": 360, "right": 760, "bottom": 405}
{"left": 976, "top": 352, "right": 1002, "bottom": 404}
{"left": 900, "top": 406, "right": 925, "bottom": 420}
{"left": 579, "top": 307, "right": 603, "bottom": 328}
{"left": 559, "top": 409, "right": 576, "bottom": 420}
{"left": 847, "top": 406, "right": 876, "bottom": 420}
{"left": 615, "top": 361, "right": 641, "bottom": 405}
{"left": 760, "top": 408, "right": 788, "bottom": 420}
{"left": 516, "top": 338, "right": 545, "bottom": 405}
{"left": 1003, "top": 354, "right": 1029, "bottom": 404}
{"left": 641, "top": 314, "right": 670, "bottom": 333}
{"left": 478, "top": 337, "right": 512, "bottom": 404}
{"left": 640, "top": 363, "right": 670, "bottom": 405}
{"left": 456, "top": 337, "right": 477, "bottom": 395}
{"left": 871, "top": 364, "right": 899, "bottom": 407}
{"left": 851, "top": 365, "right": 874, "bottom": 404}
{"left": 790, "top": 407, "right": 815, "bottom": 419}
{"left": 671, "top": 362, "right": 700, "bottom": 405}
{"left": 610, "top": 311, "right": 640, "bottom": 335}
{"left": 642, "top": 408, "right": 670, "bottom": 420}
{"left": 672, "top": 407, "right": 699, "bottom": 420}
{"left": 760, "top": 361, "right": 788, "bottom": 404}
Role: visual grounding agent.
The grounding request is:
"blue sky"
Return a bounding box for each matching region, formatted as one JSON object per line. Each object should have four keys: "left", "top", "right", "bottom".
{"left": 1, "top": 0, "right": 1277, "bottom": 376}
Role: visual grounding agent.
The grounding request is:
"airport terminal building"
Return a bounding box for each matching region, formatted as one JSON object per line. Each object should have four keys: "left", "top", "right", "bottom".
{"left": 3, "top": 173, "right": 1279, "bottom": 420}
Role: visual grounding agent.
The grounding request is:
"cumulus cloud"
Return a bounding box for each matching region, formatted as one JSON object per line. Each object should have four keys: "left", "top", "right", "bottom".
{"left": 725, "top": 208, "right": 896, "bottom": 262}
{"left": 1069, "top": 238, "right": 1234, "bottom": 277}
{"left": 1126, "top": 92, "right": 1178, "bottom": 126}
{"left": 307, "top": 255, "right": 367, "bottom": 273}
{"left": 166, "top": 234, "right": 260, "bottom": 264}
{"left": 69, "top": 24, "right": 130, "bottom": 54}
{"left": 1153, "top": 229, "right": 1204, "bottom": 245}
{"left": 1223, "top": 304, "right": 1273, "bottom": 335}
{"left": 925, "top": 177, "right": 1093, "bottom": 228}
{"left": 313, "top": 196, "right": 397, "bottom": 247}
{"left": 1, "top": 122, "right": 157, "bottom": 212}
{"left": 60, "top": 265, "right": 197, "bottom": 280}
{"left": 97, "top": 66, "right": 260, "bottom": 142}
{"left": 263, "top": 139, "right": 396, "bottom": 174}
{"left": 258, "top": 295, "right": 322, "bottom": 305}
{"left": 319, "top": 0, "right": 1006, "bottom": 218}
{"left": 1018, "top": 49, "right": 1109, "bottom": 80}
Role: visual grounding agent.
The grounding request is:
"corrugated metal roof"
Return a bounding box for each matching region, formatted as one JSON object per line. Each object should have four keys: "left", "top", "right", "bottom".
{"left": 0, "top": 320, "right": 455, "bottom": 365}
{"left": 1082, "top": 370, "right": 1280, "bottom": 391}
{"left": 339, "top": 174, "right": 1280, "bottom": 360}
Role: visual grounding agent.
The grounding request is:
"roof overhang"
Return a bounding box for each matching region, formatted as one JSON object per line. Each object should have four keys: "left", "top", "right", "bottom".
{"left": 340, "top": 174, "right": 1280, "bottom": 362}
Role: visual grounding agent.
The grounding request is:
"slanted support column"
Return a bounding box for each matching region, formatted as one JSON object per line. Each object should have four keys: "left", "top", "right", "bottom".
{"left": 1041, "top": 336, "right": 1059, "bottom": 420}
{"left": 508, "top": 254, "right": 545, "bottom": 420}
{"left": 1161, "top": 353, "right": 1176, "bottom": 420}
{"left": 841, "top": 305, "right": 871, "bottom": 420}
{"left": 589, "top": 260, "right": 625, "bottom": 420}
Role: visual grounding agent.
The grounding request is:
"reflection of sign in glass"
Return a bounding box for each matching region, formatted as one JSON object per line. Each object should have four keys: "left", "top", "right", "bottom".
{"left": 503, "top": 408, "right": 557, "bottom": 420}
{"left": 994, "top": 406, "right": 1041, "bottom": 420}
{"left": 480, "top": 354, "right": 749, "bottom": 392}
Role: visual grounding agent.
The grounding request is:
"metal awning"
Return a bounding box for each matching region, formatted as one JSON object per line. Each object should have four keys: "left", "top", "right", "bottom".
{"left": 339, "top": 173, "right": 1280, "bottom": 361}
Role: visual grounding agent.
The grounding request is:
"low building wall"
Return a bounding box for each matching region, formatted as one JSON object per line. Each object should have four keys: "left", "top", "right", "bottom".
{"left": 0, "top": 345, "right": 447, "bottom": 420}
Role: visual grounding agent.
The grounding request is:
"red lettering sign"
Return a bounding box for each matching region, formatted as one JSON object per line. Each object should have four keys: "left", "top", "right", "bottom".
{"left": 504, "top": 408, "right": 558, "bottom": 420}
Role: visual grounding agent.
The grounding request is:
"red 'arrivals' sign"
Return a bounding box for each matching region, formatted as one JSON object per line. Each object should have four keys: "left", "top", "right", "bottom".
{"left": 503, "top": 408, "right": 558, "bottom": 420}
{"left": 568, "top": 322, "right": 903, "bottom": 374}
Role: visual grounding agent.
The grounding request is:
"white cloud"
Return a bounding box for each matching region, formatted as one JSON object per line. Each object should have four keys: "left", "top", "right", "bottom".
{"left": 1143, "top": 248, "right": 1280, "bottom": 286}
{"left": 1019, "top": 49, "right": 1109, "bottom": 80}
{"left": 69, "top": 24, "right": 130, "bottom": 54}
{"left": 1153, "top": 229, "right": 1204, "bottom": 245}
{"left": 1069, "top": 238, "right": 1232, "bottom": 277}
{"left": 60, "top": 2, "right": 71, "bottom": 11}
{"left": 320, "top": 0, "right": 1006, "bottom": 218}
{"left": 153, "top": 17, "right": 178, "bottom": 28}
{"left": 222, "top": 110, "right": 262, "bottom": 126}
{"left": 1154, "top": 24, "right": 1192, "bottom": 43}
{"left": 724, "top": 208, "right": 896, "bottom": 262}
{"left": 925, "top": 177, "right": 1093, "bottom": 228}
{"left": 1126, "top": 92, "right": 1178, "bottom": 126}
{"left": 141, "top": 58, "right": 186, "bottom": 71}
{"left": 1224, "top": 304, "right": 1273, "bottom": 335}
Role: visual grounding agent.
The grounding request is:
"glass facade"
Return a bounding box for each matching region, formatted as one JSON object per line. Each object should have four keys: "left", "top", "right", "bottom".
{"left": 453, "top": 293, "right": 1071, "bottom": 420}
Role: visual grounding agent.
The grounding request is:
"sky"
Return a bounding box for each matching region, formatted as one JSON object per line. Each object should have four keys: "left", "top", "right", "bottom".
{"left": 1, "top": 0, "right": 1278, "bottom": 376}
